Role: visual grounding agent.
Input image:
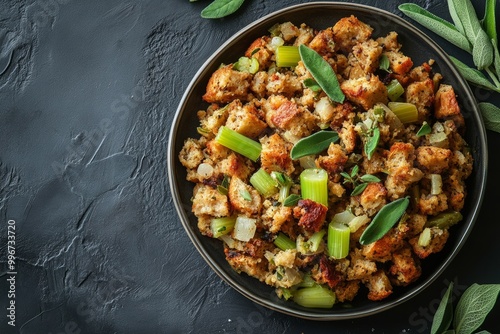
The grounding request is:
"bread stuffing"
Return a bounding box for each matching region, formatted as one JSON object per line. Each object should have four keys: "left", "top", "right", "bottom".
{"left": 179, "top": 17, "right": 472, "bottom": 308}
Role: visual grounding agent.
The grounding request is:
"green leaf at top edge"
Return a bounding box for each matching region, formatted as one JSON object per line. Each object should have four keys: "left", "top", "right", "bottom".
{"left": 483, "top": 0, "right": 497, "bottom": 45}
{"left": 479, "top": 102, "right": 500, "bottom": 133}
{"left": 454, "top": 284, "right": 500, "bottom": 334}
{"left": 450, "top": 0, "right": 483, "bottom": 45}
{"left": 430, "top": 282, "right": 454, "bottom": 334}
{"left": 492, "top": 40, "right": 500, "bottom": 80}
{"left": 450, "top": 56, "right": 499, "bottom": 91}
{"left": 290, "top": 130, "right": 339, "bottom": 160}
{"left": 299, "top": 44, "right": 345, "bottom": 103}
{"left": 399, "top": 3, "right": 471, "bottom": 53}
{"left": 447, "top": 0, "right": 465, "bottom": 34}
{"left": 201, "top": 0, "right": 245, "bottom": 19}
{"left": 359, "top": 197, "right": 410, "bottom": 245}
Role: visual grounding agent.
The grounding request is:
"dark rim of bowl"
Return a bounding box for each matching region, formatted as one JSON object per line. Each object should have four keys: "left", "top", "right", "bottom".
{"left": 168, "top": 1, "right": 488, "bottom": 320}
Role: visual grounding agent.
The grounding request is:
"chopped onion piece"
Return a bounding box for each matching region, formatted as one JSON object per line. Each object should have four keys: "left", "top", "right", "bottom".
{"left": 219, "top": 234, "right": 237, "bottom": 248}
{"left": 197, "top": 163, "right": 214, "bottom": 178}
{"left": 331, "top": 210, "right": 355, "bottom": 226}
{"left": 418, "top": 227, "right": 432, "bottom": 247}
{"left": 233, "top": 216, "right": 257, "bottom": 242}
{"left": 348, "top": 215, "right": 370, "bottom": 233}
{"left": 299, "top": 155, "right": 317, "bottom": 169}
{"left": 430, "top": 174, "right": 443, "bottom": 195}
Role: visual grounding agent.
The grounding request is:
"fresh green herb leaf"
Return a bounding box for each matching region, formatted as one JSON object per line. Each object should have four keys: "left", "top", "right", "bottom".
{"left": 472, "top": 28, "right": 494, "bottom": 70}
{"left": 417, "top": 121, "right": 432, "bottom": 137}
{"left": 303, "top": 78, "right": 322, "bottom": 92}
{"left": 359, "top": 197, "right": 410, "bottom": 245}
{"left": 350, "top": 165, "right": 359, "bottom": 178}
{"left": 360, "top": 174, "right": 381, "bottom": 183}
{"left": 450, "top": 56, "right": 499, "bottom": 91}
{"left": 447, "top": 0, "right": 465, "bottom": 34}
{"left": 379, "top": 54, "right": 391, "bottom": 72}
{"left": 290, "top": 130, "right": 339, "bottom": 160}
{"left": 217, "top": 175, "right": 230, "bottom": 195}
{"left": 201, "top": 0, "right": 245, "bottom": 19}
{"left": 483, "top": 0, "right": 497, "bottom": 45}
{"left": 298, "top": 44, "right": 345, "bottom": 103}
{"left": 351, "top": 183, "right": 368, "bottom": 196}
{"left": 479, "top": 102, "right": 500, "bottom": 133}
{"left": 454, "top": 284, "right": 500, "bottom": 334}
{"left": 491, "top": 40, "right": 500, "bottom": 80}
{"left": 283, "top": 194, "right": 301, "bottom": 207}
{"left": 250, "top": 48, "right": 260, "bottom": 56}
{"left": 398, "top": 3, "right": 471, "bottom": 52}
{"left": 431, "top": 281, "right": 455, "bottom": 334}
{"left": 365, "top": 127, "right": 380, "bottom": 160}
{"left": 240, "top": 189, "right": 252, "bottom": 201}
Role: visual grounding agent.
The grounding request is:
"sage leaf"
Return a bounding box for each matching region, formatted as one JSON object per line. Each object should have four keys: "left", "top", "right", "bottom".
{"left": 399, "top": 3, "right": 471, "bottom": 52}
{"left": 431, "top": 282, "right": 455, "bottom": 334}
{"left": 290, "top": 130, "right": 339, "bottom": 160}
{"left": 475, "top": 331, "right": 492, "bottom": 334}
{"left": 447, "top": 0, "right": 465, "bottom": 34}
{"left": 450, "top": 0, "right": 485, "bottom": 42}
{"left": 492, "top": 40, "right": 500, "bottom": 80}
{"left": 454, "top": 284, "right": 500, "bottom": 334}
{"left": 483, "top": 0, "right": 497, "bottom": 45}
{"left": 299, "top": 44, "right": 345, "bottom": 103}
{"left": 472, "top": 28, "right": 494, "bottom": 70}
{"left": 303, "top": 78, "right": 321, "bottom": 92}
{"left": 450, "top": 56, "right": 498, "bottom": 91}
{"left": 359, "top": 197, "right": 409, "bottom": 245}
{"left": 201, "top": 0, "right": 245, "bottom": 19}
{"left": 479, "top": 102, "right": 500, "bottom": 133}
{"left": 365, "top": 127, "right": 380, "bottom": 160}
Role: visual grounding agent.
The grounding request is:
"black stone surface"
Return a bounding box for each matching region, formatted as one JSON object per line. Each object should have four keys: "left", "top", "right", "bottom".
{"left": 0, "top": 0, "right": 499, "bottom": 333}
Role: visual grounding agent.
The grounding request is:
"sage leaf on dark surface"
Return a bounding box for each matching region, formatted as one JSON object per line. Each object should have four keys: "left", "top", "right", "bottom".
{"left": 454, "top": 284, "right": 500, "bottom": 334}
{"left": 451, "top": 56, "right": 499, "bottom": 91}
{"left": 298, "top": 44, "right": 345, "bottom": 103}
{"left": 399, "top": 3, "right": 471, "bottom": 52}
{"left": 431, "top": 282, "right": 454, "bottom": 334}
{"left": 201, "top": 0, "right": 245, "bottom": 19}
{"left": 447, "top": 0, "right": 465, "bottom": 34}
{"left": 472, "top": 28, "right": 494, "bottom": 70}
{"left": 479, "top": 102, "right": 500, "bottom": 133}
{"left": 359, "top": 197, "right": 409, "bottom": 245}
{"left": 290, "top": 130, "right": 339, "bottom": 160}
{"left": 483, "top": 0, "right": 497, "bottom": 44}
{"left": 365, "top": 127, "right": 380, "bottom": 160}
{"left": 492, "top": 40, "right": 500, "bottom": 79}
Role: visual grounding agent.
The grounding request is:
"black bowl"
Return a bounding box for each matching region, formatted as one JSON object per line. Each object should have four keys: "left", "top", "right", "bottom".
{"left": 167, "top": 2, "right": 487, "bottom": 320}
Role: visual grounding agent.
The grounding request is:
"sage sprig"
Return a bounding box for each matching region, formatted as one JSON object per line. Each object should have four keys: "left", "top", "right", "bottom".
{"left": 340, "top": 165, "right": 381, "bottom": 196}
{"left": 359, "top": 197, "right": 409, "bottom": 245}
{"left": 197, "top": 0, "right": 245, "bottom": 19}
{"left": 290, "top": 130, "right": 339, "bottom": 160}
{"left": 298, "top": 44, "right": 345, "bottom": 103}
{"left": 431, "top": 282, "right": 500, "bottom": 334}
{"left": 479, "top": 102, "right": 500, "bottom": 132}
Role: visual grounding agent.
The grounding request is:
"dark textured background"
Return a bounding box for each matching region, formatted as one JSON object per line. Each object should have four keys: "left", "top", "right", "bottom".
{"left": 0, "top": 0, "right": 499, "bottom": 333}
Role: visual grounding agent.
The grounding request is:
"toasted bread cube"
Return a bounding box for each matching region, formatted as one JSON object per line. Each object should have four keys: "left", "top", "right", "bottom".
{"left": 341, "top": 75, "right": 388, "bottom": 110}
{"left": 225, "top": 101, "right": 267, "bottom": 139}
{"left": 192, "top": 184, "right": 230, "bottom": 217}
{"left": 203, "top": 65, "right": 252, "bottom": 104}
{"left": 260, "top": 133, "right": 295, "bottom": 175}
{"left": 360, "top": 183, "right": 387, "bottom": 216}
{"left": 405, "top": 78, "right": 434, "bottom": 121}
{"left": 416, "top": 146, "right": 451, "bottom": 173}
{"left": 333, "top": 15, "right": 373, "bottom": 53}
{"left": 308, "top": 27, "right": 337, "bottom": 56}
{"left": 409, "top": 227, "right": 449, "bottom": 259}
{"left": 383, "top": 51, "right": 413, "bottom": 75}
{"left": 363, "top": 270, "right": 393, "bottom": 301}
{"left": 228, "top": 176, "right": 262, "bottom": 216}
{"left": 389, "top": 246, "right": 421, "bottom": 286}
